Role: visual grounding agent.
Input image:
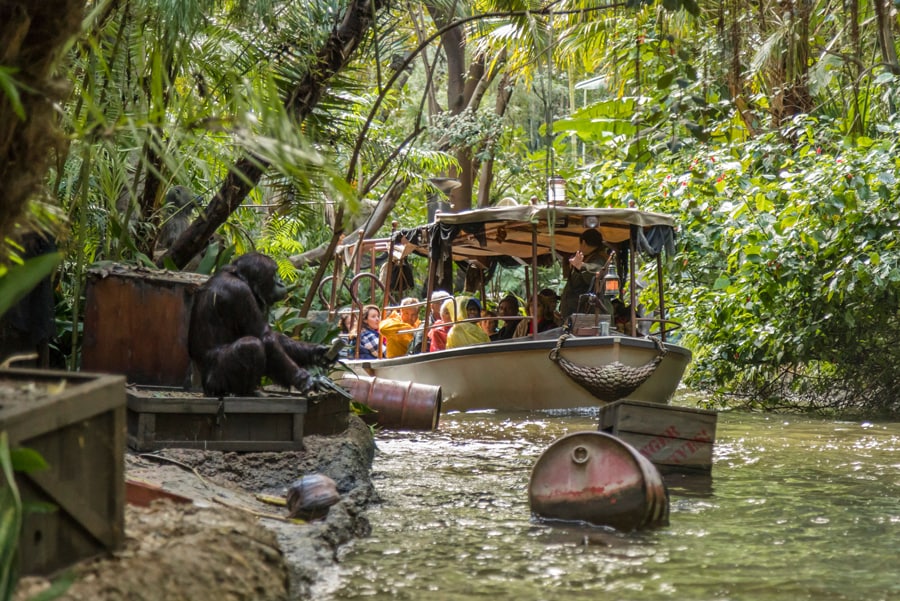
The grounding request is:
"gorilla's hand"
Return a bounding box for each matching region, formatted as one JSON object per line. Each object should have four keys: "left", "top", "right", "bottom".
{"left": 307, "top": 374, "right": 355, "bottom": 399}
{"left": 292, "top": 368, "right": 313, "bottom": 393}
{"left": 316, "top": 341, "right": 343, "bottom": 366}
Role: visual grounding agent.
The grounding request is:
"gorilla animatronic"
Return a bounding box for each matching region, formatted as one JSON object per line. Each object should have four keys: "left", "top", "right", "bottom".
{"left": 155, "top": 185, "right": 200, "bottom": 252}
{"left": 188, "top": 252, "right": 331, "bottom": 397}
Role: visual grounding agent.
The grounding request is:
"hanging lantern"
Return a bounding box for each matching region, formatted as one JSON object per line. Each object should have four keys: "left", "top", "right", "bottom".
{"left": 603, "top": 263, "right": 620, "bottom": 297}
{"left": 547, "top": 176, "right": 566, "bottom": 206}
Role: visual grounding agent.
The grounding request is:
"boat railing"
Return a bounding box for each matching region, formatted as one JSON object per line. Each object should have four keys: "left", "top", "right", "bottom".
{"left": 397, "top": 314, "right": 529, "bottom": 335}
{"left": 634, "top": 317, "right": 682, "bottom": 341}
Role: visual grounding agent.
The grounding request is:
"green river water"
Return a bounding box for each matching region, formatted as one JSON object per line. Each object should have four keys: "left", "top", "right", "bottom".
{"left": 325, "top": 405, "right": 899, "bottom": 601}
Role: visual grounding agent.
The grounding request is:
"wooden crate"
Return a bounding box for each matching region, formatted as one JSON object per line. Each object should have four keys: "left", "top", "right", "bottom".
{"left": 126, "top": 387, "right": 349, "bottom": 451}
{"left": 82, "top": 265, "right": 207, "bottom": 388}
{"left": 0, "top": 368, "right": 126, "bottom": 576}
{"left": 304, "top": 392, "right": 350, "bottom": 436}
{"left": 568, "top": 312, "right": 612, "bottom": 336}
{"left": 598, "top": 399, "right": 717, "bottom": 473}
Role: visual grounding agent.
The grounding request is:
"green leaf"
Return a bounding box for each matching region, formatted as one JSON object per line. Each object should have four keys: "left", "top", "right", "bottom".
{"left": 713, "top": 276, "right": 731, "bottom": 290}
{"left": 350, "top": 400, "right": 376, "bottom": 416}
{"left": 10, "top": 447, "right": 49, "bottom": 473}
{"left": 28, "top": 573, "right": 74, "bottom": 600}
{"left": 657, "top": 71, "right": 675, "bottom": 89}
{"left": 0, "top": 252, "right": 62, "bottom": 320}
{"left": 22, "top": 500, "right": 58, "bottom": 515}
{"left": 136, "top": 252, "right": 157, "bottom": 268}
{"left": 685, "top": 64, "right": 698, "bottom": 81}
{"left": 0, "top": 433, "right": 23, "bottom": 601}
{"left": 0, "top": 66, "right": 26, "bottom": 120}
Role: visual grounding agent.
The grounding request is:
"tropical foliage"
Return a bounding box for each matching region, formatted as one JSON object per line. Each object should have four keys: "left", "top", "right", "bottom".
{"left": 2, "top": 0, "right": 900, "bottom": 414}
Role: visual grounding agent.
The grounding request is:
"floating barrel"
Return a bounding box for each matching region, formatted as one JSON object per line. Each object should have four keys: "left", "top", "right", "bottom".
{"left": 528, "top": 431, "right": 669, "bottom": 531}
{"left": 339, "top": 375, "right": 442, "bottom": 431}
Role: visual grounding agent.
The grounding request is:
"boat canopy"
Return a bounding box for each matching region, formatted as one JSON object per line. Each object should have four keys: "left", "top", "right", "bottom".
{"left": 395, "top": 205, "right": 676, "bottom": 264}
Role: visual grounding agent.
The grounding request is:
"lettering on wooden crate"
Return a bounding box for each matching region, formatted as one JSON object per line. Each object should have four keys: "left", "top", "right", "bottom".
{"left": 693, "top": 427, "right": 712, "bottom": 443}
{"left": 638, "top": 425, "right": 679, "bottom": 456}
{"left": 669, "top": 439, "right": 700, "bottom": 463}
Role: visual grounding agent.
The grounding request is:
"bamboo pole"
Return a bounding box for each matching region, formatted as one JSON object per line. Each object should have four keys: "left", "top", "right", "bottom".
{"left": 530, "top": 225, "right": 539, "bottom": 339}
{"left": 656, "top": 254, "right": 667, "bottom": 342}
{"left": 352, "top": 230, "right": 365, "bottom": 359}
{"left": 420, "top": 246, "right": 438, "bottom": 353}
{"left": 381, "top": 221, "right": 398, "bottom": 315}
{"left": 629, "top": 234, "right": 637, "bottom": 336}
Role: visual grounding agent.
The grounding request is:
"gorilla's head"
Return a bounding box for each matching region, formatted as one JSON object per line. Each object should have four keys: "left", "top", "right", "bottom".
{"left": 233, "top": 252, "right": 288, "bottom": 310}
{"left": 165, "top": 185, "right": 201, "bottom": 211}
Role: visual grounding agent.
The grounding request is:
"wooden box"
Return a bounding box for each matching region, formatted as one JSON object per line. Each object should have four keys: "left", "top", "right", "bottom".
{"left": 569, "top": 312, "right": 612, "bottom": 336}
{"left": 304, "top": 392, "right": 350, "bottom": 436}
{"left": 126, "top": 387, "right": 349, "bottom": 452}
{"left": 0, "top": 368, "right": 126, "bottom": 576}
{"left": 82, "top": 265, "right": 207, "bottom": 388}
{"left": 598, "top": 399, "right": 717, "bottom": 473}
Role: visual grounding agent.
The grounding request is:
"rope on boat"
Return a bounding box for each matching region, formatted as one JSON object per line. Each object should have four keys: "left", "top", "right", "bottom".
{"left": 548, "top": 333, "right": 668, "bottom": 403}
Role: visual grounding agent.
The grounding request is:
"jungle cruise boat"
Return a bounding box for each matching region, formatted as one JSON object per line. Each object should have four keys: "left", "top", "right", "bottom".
{"left": 326, "top": 204, "right": 692, "bottom": 412}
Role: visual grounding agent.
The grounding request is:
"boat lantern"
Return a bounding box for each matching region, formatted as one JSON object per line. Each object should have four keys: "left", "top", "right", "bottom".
{"left": 603, "top": 263, "right": 620, "bottom": 297}
{"left": 547, "top": 176, "right": 566, "bottom": 206}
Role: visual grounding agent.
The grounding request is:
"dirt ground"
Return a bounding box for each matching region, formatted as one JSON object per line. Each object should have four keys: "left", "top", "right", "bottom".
{"left": 15, "top": 416, "right": 378, "bottom": 601}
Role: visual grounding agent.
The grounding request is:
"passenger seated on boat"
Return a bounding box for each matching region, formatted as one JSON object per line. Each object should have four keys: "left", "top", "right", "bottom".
{"left": 408, "top": 290, "right": 451, "bottom": 355}
{"left": 491, "top": 295, "right": 520, "bottom": 341}
{"left": 353, "top": 304, "right": 384, "bottom": 360}
{"left": 465, "top": 297, "right": 482, "bottom": 320}
{"left": 428, "top": 298, "right": 455, "bottom": 352}
{"left": 480, "top": 309, "right": 498, "bottom": 337}
{"left": 337, "top": 308, "right": 357, "bottom": 358}
{"left": 560, "top": 228, "right": 609, "bottom": 321}
{"left": 446, "top": 297, "right": 491, "bottom": 349}
{"left": 612, "top": 298, "right": 643, "bottom": 336}
{"left": 379, "top": 297, "right": 421, "bottom": 358}
{"left": 514, "top": 288, "right": 562, "bottom": 338}
{"left": 427, "top": 290, "right": 451, "bottom": 322}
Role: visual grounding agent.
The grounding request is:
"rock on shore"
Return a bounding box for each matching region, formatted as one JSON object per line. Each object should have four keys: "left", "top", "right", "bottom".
{"left": 15, "top": 416, "right": 377, "bottom": 601}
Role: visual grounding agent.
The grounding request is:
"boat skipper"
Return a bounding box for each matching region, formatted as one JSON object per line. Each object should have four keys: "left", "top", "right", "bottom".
{"left": 559, "top": 228, "right": 609, "bottom": 320}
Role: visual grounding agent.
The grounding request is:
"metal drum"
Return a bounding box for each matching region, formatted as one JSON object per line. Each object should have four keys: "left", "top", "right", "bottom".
{"left": 339, "top": 375, "right": 442, "bottom": 431}
{"left": 528, "top": 431, "right": 669, "bottom": 531}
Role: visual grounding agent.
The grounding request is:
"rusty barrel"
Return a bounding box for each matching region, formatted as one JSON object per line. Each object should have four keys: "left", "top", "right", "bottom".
{"left": 339, "top": 375, "right": 442, "bottom": 431}
{"left": 528, "top": 431, "right": 669, "bottom": 531}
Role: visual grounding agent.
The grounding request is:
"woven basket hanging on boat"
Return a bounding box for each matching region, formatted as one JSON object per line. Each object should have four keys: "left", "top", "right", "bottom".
{"left": 548, "top": 333, "right": 667, "bottom": 403}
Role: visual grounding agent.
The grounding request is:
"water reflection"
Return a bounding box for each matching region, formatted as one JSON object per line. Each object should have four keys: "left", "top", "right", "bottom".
{"left": 327, "top": 409, "right": 900, "bottom": 601}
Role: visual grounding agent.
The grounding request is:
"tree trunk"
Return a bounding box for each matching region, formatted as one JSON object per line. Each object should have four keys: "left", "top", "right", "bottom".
{"left": 476, "top": 70, "right": 514, "bottom": 208}
{"left": 873, "top": 0, "right": 900, "bottom": 75}
{"left": 0, "top": 0, "right": 84, "bottom": 245}
{"left": 160, "top": 0, "right": 388, "bottom": 269}
{"left": 289, "top": 178, "right": 408, "bottom": 269}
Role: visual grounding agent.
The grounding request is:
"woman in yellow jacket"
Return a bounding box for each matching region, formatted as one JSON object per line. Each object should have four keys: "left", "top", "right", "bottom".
{"left": 446, "top": 296, "right": 491, "bottom": 349}
{"left": 378, "top": 297, "right": 421, "bottom": 358}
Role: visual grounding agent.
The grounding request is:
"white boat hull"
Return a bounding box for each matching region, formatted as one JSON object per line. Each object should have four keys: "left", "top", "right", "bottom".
{"left": 340, "top": 335, "right": 691, "bottom": 412}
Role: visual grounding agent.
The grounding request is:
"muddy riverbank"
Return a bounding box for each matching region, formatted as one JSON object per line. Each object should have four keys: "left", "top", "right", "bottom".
{"left": 15, "top": 416, "right": 377, "bottom": 601}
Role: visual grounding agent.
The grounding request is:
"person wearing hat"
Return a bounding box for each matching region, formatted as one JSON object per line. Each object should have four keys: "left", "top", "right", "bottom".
{"left": 559, "top": 228, "right": 609, "bottom": 320}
